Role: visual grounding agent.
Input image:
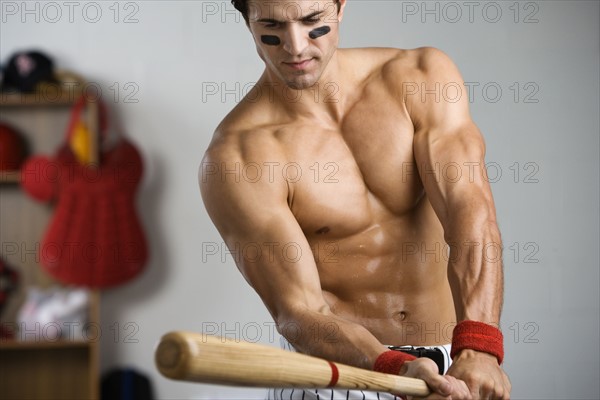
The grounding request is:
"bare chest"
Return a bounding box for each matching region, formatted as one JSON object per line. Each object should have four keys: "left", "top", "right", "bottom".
{"left": 283, "top": 99, "right": 424, "bottom": 237}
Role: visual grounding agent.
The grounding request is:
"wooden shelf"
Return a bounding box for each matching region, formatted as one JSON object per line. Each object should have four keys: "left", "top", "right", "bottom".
{"left": 0, "top": 340, "right": 93, "bottom": 350}
{"left": 0, "top": 94, "right": 101, "bottom": 399}
{"left": 0, "top": 290, "right": 100, "bottom": 399}
{"left": 0, "top": 170, "right": 20, "bottom": 183}
{"left": 0, "top": 342, "right": 97, "bottom": 400}
{"left": 0, "top": 88, "right": 84, "bottom": 107}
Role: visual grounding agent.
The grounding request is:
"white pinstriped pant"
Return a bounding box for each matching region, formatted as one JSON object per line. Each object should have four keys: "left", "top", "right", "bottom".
{"left": 265, "top": 337, "right": 452, "bottom": 400}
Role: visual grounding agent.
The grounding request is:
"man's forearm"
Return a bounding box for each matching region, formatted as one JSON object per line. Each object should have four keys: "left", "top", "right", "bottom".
{"left": 276, "top": 307, "right": 388, "bottom": 370}
{"left": 446, "top": 217, "right": 504, "bottom": 325}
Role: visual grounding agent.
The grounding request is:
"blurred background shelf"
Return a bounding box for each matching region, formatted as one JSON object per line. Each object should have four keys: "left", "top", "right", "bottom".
{"left": 0, "top": 338, "right": 98, "bottom": 400}
{"left": 0, "top": 95, "right": 100, "bottom": 400}
{"left": 0, "top": 339, "right": 93, "bottom": 350}
{"left": 0, "top": 170, "right": 20, "bottom": 183}
{"left": 1, "top": 88, "right": 84, "bottom": 107}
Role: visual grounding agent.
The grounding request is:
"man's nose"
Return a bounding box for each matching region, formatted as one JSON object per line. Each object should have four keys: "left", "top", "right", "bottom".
{"left": 282, "top": 24, "right": 309, "bottom": 56}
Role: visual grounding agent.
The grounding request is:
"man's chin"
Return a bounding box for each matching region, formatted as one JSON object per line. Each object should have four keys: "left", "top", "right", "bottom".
{"left": 284, "top": 75, "right": 319, "bottom": 90}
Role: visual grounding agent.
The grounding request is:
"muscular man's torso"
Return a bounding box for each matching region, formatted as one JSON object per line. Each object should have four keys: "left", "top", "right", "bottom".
{"left": 217, "top": 48, "right": 456, "bottom": 346}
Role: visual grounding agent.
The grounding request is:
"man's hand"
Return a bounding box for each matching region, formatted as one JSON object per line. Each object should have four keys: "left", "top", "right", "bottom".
{"left": 400, "top": 358, "right": 471, "bottom": 400}
{"left": 446, "top": 350, "right": 511, "bottom": 399}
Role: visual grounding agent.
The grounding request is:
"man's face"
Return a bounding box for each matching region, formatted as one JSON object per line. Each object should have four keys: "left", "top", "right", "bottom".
{"left": 247, "top": 0, "right": 345, "bottom": 90}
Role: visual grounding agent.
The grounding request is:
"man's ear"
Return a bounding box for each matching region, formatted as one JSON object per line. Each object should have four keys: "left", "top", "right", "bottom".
{"left": 337, "top": 0, "right": 347, "bottom": 22}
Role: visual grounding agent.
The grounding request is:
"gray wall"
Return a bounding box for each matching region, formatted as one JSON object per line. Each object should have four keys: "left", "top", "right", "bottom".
{"left": 1, "top": 1, "right": 598, "bottom": 399}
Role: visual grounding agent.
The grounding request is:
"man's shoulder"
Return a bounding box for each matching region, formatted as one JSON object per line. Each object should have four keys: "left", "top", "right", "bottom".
{"left": 366, "top": 46, "right": 457, "bottom": 81}
{"left": 209, "top": 85, "right": 277, "bottom": 143}
{"left": 349, "top": 47, "right": 462, "bottom": 106}
{"left": 342, "top": 46, "right": 450, "bottom": 67}
{"left": 204, "top": 112, "right": 285, "bottom": 167}
{"left": 339, "top": 47, "right": 458, "bottom": 98}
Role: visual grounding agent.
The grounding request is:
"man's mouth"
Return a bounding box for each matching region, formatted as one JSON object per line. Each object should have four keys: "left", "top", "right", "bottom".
{"left": 282, "top": 59, "right": 314, "bottom": 70}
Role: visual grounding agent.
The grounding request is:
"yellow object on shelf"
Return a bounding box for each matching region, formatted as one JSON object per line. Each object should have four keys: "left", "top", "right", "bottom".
{"left": 69, "top": 120, "right": 93, "bottom": 165}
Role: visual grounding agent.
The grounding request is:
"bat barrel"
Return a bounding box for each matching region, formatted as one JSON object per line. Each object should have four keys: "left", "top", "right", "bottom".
{"left": 155, "top": 331, "right": 337, "bottom": 388}
{"left": 155, "top": 331, "right": 430, "bottom": 397}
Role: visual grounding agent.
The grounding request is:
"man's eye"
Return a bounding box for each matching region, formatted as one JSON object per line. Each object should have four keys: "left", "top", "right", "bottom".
{"left": 264, "top": 23, "right": 279, "bottom": 29}
{"left": 305, "top": 19, "right": 320, "bottom": 24}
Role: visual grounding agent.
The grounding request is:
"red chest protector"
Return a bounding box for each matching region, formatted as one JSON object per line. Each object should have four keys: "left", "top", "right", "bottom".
{"left": 21, "top": 98, "right": 148, "bottom": 288}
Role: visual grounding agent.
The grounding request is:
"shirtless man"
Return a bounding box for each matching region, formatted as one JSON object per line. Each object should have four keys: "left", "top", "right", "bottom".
{"left": 200, "top": 1, "right": 511, "bottom": 398}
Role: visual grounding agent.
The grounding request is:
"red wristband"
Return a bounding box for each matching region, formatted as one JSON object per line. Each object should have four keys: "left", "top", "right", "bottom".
{"left": 450, "top": 320, "right": 504, "bottom": 364}
{"left": 373, "top": 350, "right": 417, "bottom": 375}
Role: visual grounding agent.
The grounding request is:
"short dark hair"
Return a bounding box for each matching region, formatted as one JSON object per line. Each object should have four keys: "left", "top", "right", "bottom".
{"left": 231, "top": 0, "right": 341, "bottom": 25}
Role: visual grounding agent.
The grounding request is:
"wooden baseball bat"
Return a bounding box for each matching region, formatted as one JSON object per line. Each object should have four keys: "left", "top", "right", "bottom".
{"left": 155, "top": 331, "right": 430, "bottom": 397}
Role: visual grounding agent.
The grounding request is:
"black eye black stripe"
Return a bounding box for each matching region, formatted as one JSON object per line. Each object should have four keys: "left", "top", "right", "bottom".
{"left": 261, "top": 35, "right": 281, "bottom": 46}
{"left": 261, "top": 25, "right": 331, "bottom": 46}
{"left": 309, "top": 26, "right": 331, "bottom": 39}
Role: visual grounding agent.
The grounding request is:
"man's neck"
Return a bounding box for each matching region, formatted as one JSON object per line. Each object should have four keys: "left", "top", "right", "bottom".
{"left": 259, "top": 50, "right": 354, "bottom": 124}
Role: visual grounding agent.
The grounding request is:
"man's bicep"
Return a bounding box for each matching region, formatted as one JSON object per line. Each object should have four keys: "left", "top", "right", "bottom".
{"left": 414, "top": 123, "right": 490, "bottom": 220}
{"left": 412, "top": 111, "right": 500, "bottom": 244}
{"left": 230, "top": 208, "right": 327, "bottom": 322}
{"left": 200, "top": 162, "right": 327, "bottom": 323}
{"left": 409, "top": 50, "right": 496, "bottom": 233}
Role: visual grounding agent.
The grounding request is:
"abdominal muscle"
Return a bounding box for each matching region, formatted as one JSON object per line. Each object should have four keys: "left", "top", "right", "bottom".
{"left": 308, "top": 200, "right": 457, "bottom": 347}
